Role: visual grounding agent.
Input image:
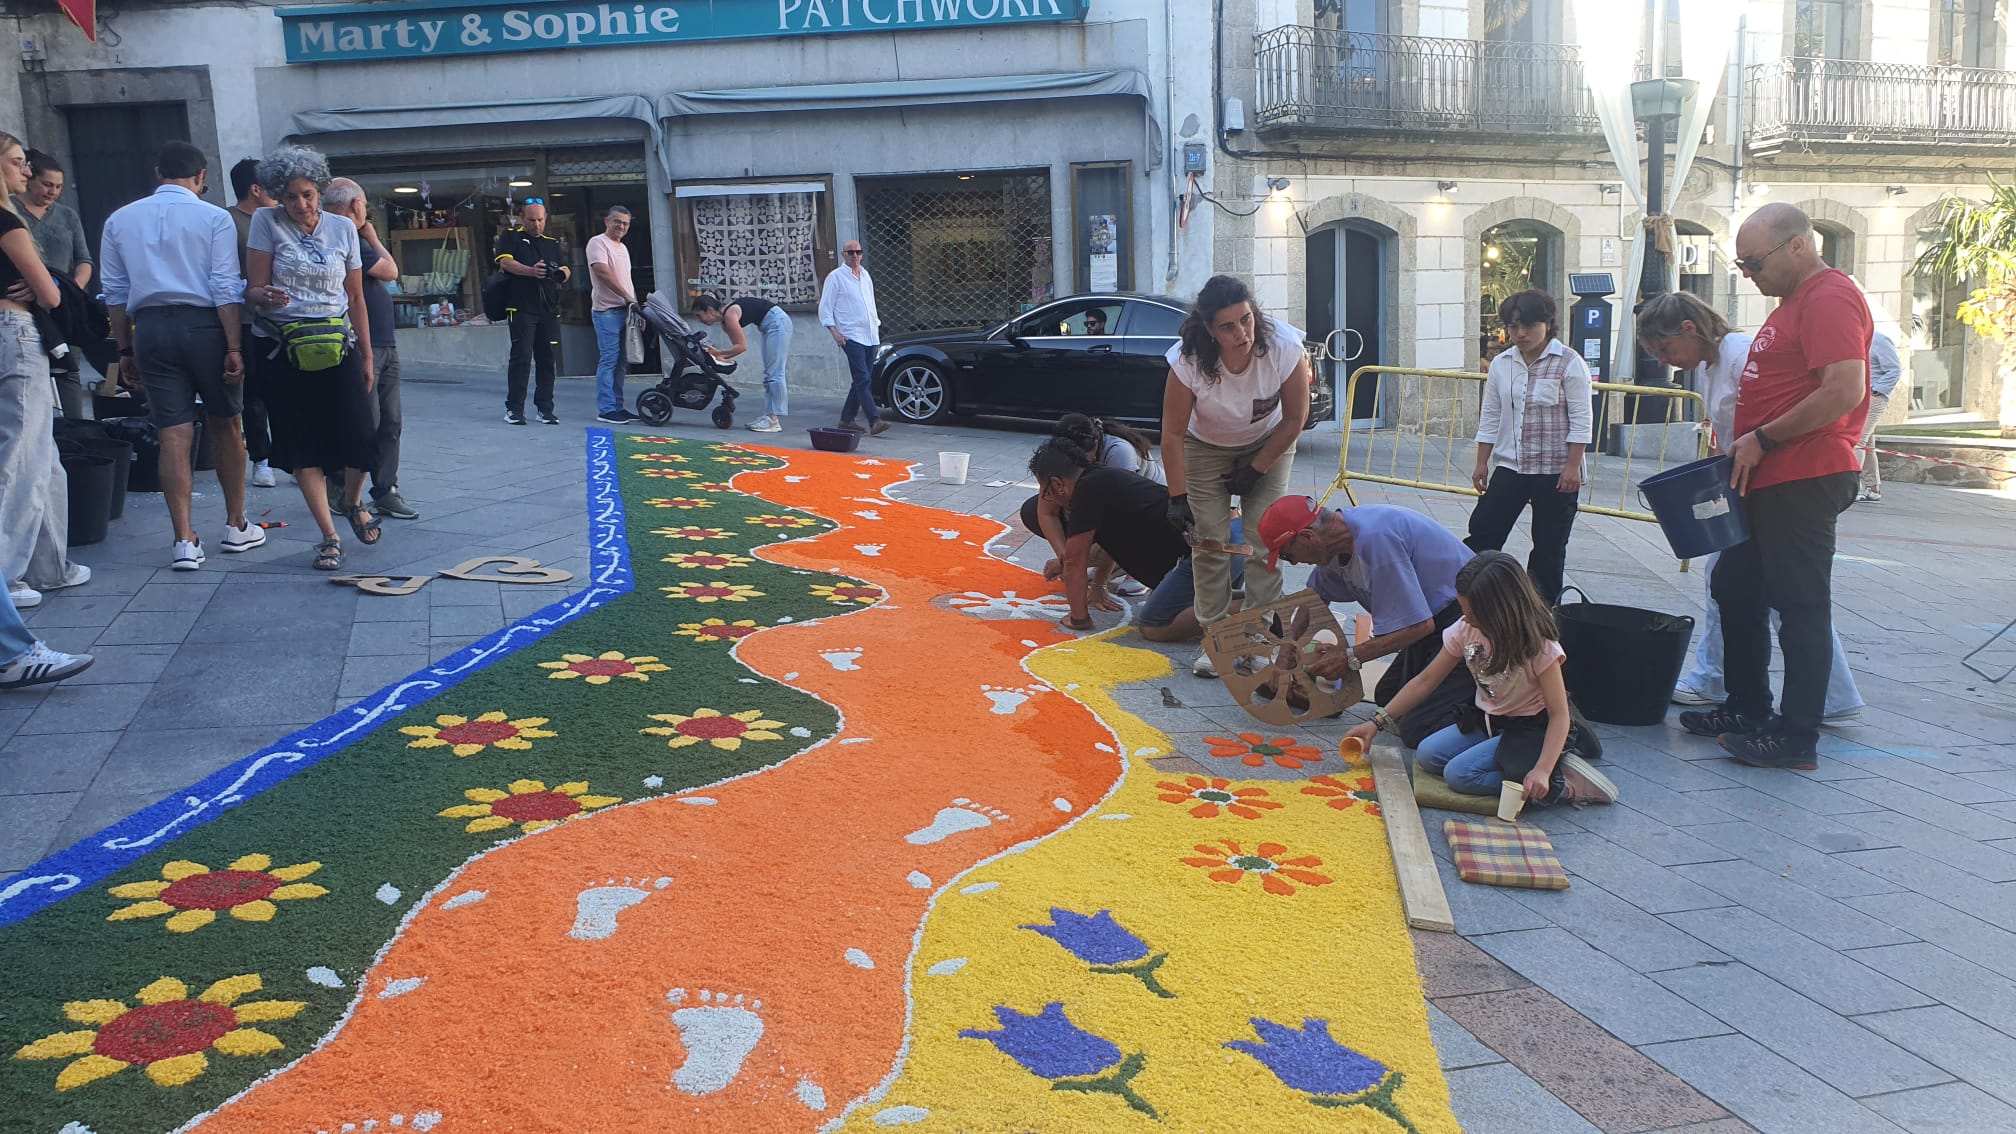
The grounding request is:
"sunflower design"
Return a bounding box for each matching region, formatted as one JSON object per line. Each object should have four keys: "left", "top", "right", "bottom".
{"left": 537, "top": 651, "right": 668, "bottom": 685}
{"left": 14, "top": 974, "right": 306, "bottom": 1091}
{"left": 400, "top": 712, "right": 556, "bottom": 757}
{"left": 674, "top": 618, "right": 763, "bottom": 643}
{"left": 643, "top": 496, "right": 713, "bottom": 510}
{"left": 809, "top": 582, "right": 885, "bottom": 605}
{"left": 639, "top": 468, "right": 702, "bottom": 480}
{"left": 105, "top": 856, "right": 325, "bottom": 933}
{"left": 643, "top": 708, "right": 787, "bottom": 751}
{"left": 661, "top": 580, "right": 764, "bottom": 603}
{"left": 685, "top": 481, "right": 737, "bottom": 493}
{"left": 652, "top": 525, "right": 734, "bottom": 541}
{"left": 1204, "top": 732, "right": 1323, "bottom": 771}
{"left": 1302, "top": 775, "right": 1381, "bottom": 816}
{"left": 628, "top": 452, "right": 691, "bottom": 463}
{"left": 438, "top": 779, "right": 622, "bottom": 834}
{"left": 630, "top": 436, "right": 684, "bottom": 445}
{"left": 1181, "top": 839, "right": 1333, "bottom": 896}
{"left": 1155, "top": 776, "right": 1284, "bottom": 820}
{"left": 661, "top": 551, "right": 754, "bottom": 571}
{"left": 746, "top": 514, "right": 819, "bottom": 529}
{"left": 714, "top": 454, "right": 772, "bottom": 466}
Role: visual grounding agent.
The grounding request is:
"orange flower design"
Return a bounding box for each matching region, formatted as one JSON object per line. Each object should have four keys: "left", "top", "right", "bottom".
{"left": 1181, "top": 839, "right": 1332, "bottom": 896}
{"left": 1155, "top": 776, "right": 1283, "bottom": 820}
{"left": 652, "top": 525, "right": 733, "bottom": 541}
{"left": 1303, "top": 775, "right": 1381, "bottom": 816}
{"left": 1204, "top": 732, "right": 1322, "bottom": 770}
{"left": 628, "top": 452, "right": 691, "bottom": 464}
{"left": 639, "top": 468, "right": 701, "bottom": 480}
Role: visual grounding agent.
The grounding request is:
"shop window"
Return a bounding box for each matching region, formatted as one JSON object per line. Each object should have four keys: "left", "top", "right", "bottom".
{"left": 1477, "top": 219, "right": 1561, "bottom": 364}
{"left": 1910, "top": 229, "right": 1969, "bottom": 414}
{"left": 857, "top": 170, "right": 1054, "bottom": 334}
{"left": 1071, "top": 162, "right": 1133, "bottom": 294}
{"left": 347, "top": 162, "right": 534, "bottom": 330}
{"left": 673, "top": 180, "right": 834, "bottom": 311}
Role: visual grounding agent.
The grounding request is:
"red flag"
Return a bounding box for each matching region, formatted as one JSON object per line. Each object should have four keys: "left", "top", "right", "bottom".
{"left": 56, "top": 0, "right": 96, "bottom": 41}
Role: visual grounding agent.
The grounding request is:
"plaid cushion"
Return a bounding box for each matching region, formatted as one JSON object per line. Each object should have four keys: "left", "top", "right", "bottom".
{"left": 1443, "top": 818, "right": 1570, "bottom": 889}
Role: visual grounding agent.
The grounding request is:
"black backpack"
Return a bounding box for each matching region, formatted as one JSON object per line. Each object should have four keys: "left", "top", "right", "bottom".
{"left": 481, "top": 270, "right": 510, "bottom": 322}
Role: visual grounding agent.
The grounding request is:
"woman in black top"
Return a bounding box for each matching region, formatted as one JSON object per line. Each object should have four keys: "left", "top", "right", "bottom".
{"left": 0, "top": 130, "right": 77, "bottom": 606}
{"left": 693, "top": 293, "right": 792, "bottom": 433}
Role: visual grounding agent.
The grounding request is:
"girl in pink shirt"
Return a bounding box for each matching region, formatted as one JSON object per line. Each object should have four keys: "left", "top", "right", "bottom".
{"left": 1347, "top": 552, "right": 1615, "bottom": 806}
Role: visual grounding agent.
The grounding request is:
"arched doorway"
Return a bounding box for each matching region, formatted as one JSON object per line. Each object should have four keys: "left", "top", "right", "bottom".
{"left": 1479, "top": 219, "right": 1562, "bottom": 364}
{"left": 1306, "top": 219, "right": 1396, "bottom": 428}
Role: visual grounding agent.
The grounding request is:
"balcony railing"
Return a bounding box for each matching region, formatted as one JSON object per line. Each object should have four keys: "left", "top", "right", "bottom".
{"left": 1747, "top": 57, "right": 2016, "bottom": 148}
{"left": 1254, "top": 27, "right": 1601, "bottom": 136}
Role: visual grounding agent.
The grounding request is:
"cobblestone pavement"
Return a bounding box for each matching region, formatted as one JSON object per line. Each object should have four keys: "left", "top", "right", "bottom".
{"left": 8, "top": 367, "right": 2016, "bottom": 1133}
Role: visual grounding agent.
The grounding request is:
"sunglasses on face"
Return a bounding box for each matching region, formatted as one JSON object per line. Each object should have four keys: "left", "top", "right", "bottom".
{"left": 843, "top": 249, "right": 863, "bottom": 256}
{"left": 1736, "top": 234, "right": 1795, "bottom": 276}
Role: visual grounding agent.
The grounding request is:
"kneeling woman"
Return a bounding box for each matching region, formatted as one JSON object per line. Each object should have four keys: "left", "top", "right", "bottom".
{"left": 245, "top": 145, "right": 379, "bottom": 570}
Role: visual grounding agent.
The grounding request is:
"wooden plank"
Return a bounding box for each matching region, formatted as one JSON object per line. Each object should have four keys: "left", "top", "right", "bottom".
{"left": 1367, "top": 742, "right": 1456, "bottom": 933}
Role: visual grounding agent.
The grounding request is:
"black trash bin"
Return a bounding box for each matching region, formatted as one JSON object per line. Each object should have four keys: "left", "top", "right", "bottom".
{"left": 54, "top": 419, "right": 131, "bottom": 521}
{"left": 1555, "top": 586, "right": 1696, "bottom": 726}
{"left": 101, "top": 417, "right": 195, "bottom": 493}
{"left": 61, "top": 452, "right": 116, "bottom": 546}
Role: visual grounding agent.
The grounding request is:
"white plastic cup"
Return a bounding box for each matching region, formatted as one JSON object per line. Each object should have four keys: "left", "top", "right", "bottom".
{"left": 1497, "top": 780, "right": 1526, "bottom": 822}
{"left": 940, "top": 452, "right": 971, "bottom": 485}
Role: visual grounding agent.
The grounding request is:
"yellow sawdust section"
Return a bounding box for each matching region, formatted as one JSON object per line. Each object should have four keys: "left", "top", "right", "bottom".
{"left": 842, "top": 633, "right": 1460, "bottom": 1133}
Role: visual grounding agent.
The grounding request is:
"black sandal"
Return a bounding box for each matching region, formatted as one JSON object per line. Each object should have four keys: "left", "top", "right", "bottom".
{"left": 345, "top": 505, "right": 382, "bottom": 546}
{"left": 313, "top": 538, "right": 344, "bottom": 571}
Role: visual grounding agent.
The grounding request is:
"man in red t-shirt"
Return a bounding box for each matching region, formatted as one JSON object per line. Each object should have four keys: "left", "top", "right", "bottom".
{"left": 1679, "top": 203, "right": 1870, "bottom": 770}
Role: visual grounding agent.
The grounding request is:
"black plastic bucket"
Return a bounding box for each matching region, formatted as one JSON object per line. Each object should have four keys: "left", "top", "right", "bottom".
{"left": 61, "top": 453, "right": 116, "bottom": 547}
{"left": 53, "top": 420, "right": 130, "bottom": 521}
{"left": 1555, "top": 586, "right": 1697, "bottom": 726}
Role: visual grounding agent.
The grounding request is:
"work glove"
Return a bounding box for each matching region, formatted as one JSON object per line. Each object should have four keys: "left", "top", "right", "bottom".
{"left": 1166, "top": 493, "right": 1195, "bottom": 534}
{"left": 1226, "top": 463, "right": 1265, "bottom": 498}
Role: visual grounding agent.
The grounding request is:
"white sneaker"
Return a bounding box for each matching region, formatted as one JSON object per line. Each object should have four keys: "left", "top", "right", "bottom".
{"left": 172, "top": 539, "right": 205, "bottom": 571}
{"left": 1559, "top": 753, "right": 1619, "bottom": 805}
{"left": 8, "top": 581, "right": 41, "bottom": 610}
{"left": 251, "top": 460, "right": 277, "bottom": 488}
{"left": 0, "top": 641, "right": 94, "bottom": 688}
{"left": 1193, "top": 653, "right": 1218, "bottom": 678}
{"left": 747, "top": 416, "right": 783, "bottom": 433}
{"left": 1108, "top": 577, "right": 1149, "bottom": 597}
{"left": 46, "top": 563, "right": 90, "bottom": 591}
{"left": 220, "top": 521, "right": 266, "bottom": 553}
{"left": 1671, "top": 682, "right": 1718, "bottom": 706}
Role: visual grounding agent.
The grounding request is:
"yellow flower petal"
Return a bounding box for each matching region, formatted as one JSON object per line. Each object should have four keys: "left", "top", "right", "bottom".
{"left": 597, "top": 651, "right": 626, "bottom": 660}
{"left": 730, "top": 709, "right": 766, "bottom": 722}
{"left": 537, "top": 661, "right": 572, "bottom": 671}
{"left": 55, "top": 1054, "right": 129, "bottom": 1091}
{"left": 229, "top": 1000, "right": 306, "bottom": 1023}
{"left": 711, "top": 737, "right": 744, "bottom": 751}
{"left": 640, "top": 727, "right": 674, "bottom": 737}
{"left": 144, "top": 1051, "right": 208, "bottom": 1087}
{"left": 570, "top": 653, "right": 600, "bottom": 662}
{"left": 749, "top": 719, "right": 786, "bottom": 729}
{"left": 160, "top": 862, "right": 209, "bottom": 881}
{"left": 107, "top": 880, "right": 169, "bottom": 899}
{"left": 136, "top": 977, "right": 189, "bottom": 1005}
{"left": 647, "top": 713, "right": 688, "bottom": 725}
{"left": 464, "top": 787, "right": 509, "bottom": 803}
{"left": 435, "top": 714, "right": 469, "bottom": 727}
{"left": 521, "top": 820, "right": 558, "bottom": 833}
{"left": 210, "top": 1028, "right": 282, "bottom": 1057}
{"left": 583, "top": 674, "right": 611, "bottom": 685}
{"left": 268, "top": 883, "right": 327, "bottom": 902}
{"left": 546, "top": 670, "right": 582, "bottom": 680}
{"left": 744, "top": 731, "right": 784, "bottom": 742}
{"left": 466, "top": 816, "right": 514, "bottom": 833}
{"left": 491, "top": 739, "right": 532, "bottom": 751}
{"left": 107, "top": 900, "right": 175, "bottom": 922}
{"left": 629, "top": 655, "right": 661, "bottom": 664}
{"left": 403, "top": 733, "right": 447, "bottom": 746}
{"left": 438, "top": 804, "right": 493, "bottom": 819}
{"left": 228, "top": 900, "right": 277, "bottom": 923}
{"left": 62, "top": 1000, "right": 128, "bottom": 1027}
{"left": 475, "top": 711, "right": 508, "bottom": 723}
{"left": 576, "top": 795, "right": 622, "bottom": 809}
{"left": 198, "top": 974, "right": 261, "bottom": 1005}
{"left": 518, "top": 729, "right": 557, "bottom": 739}
{"left": 553, "top": 782, "right": 590, "bottom": 796}
{"left": 227, "top": 854, "right": 272, "bottom": 872}
{"left": 507, "top": 779, "right": 548, "bottom": 795}
{"left": 509, "top": 716, "right": 550, "bottom": 728}
{"left": 450, "top": 744, "right": 485, "bottom": 757}
{"left": 166, "top": 908, "right": 217, "bottom": 933}
{"left": 17, "top": 1030, "right": 99, "bottom": 1059}
{"left": 269, "top": 862, "right": 321, "bottom": 882}
{"left": 636, "top": 663, "right": 670, "bottom": 672}
{"left": 665, "top": 736, "right": 700, "bottom": 748}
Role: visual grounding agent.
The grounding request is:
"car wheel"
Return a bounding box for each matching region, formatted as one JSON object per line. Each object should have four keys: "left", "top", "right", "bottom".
{"left": 887, "top": 361, "right": 950, "bottom": 424}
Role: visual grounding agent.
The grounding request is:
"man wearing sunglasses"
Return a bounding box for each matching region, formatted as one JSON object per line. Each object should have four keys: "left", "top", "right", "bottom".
{"left": 495, "top": 199, "right": 570, "bottom": 425}
{"left": 818, "top": 240, "right": 887, "bottom": 435}
{"left": 1678, "top": 202, "right": 1871, "bottom": 773}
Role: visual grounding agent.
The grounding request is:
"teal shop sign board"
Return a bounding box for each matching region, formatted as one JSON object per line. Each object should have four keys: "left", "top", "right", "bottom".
{"left": 278, "top": 0, "right": 1090, "bottom": 62}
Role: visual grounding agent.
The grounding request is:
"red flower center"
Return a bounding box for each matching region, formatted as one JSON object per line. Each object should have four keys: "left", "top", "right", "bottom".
{"left": 684, "top": 555, "right": 731, "bottom": 566}
{"left": 435, "top": 719, "right": 519, "bottom": 746}
{"left": 677, "top": 716, "right": 750, "bottom": 740}
{"left": 94, "top": 999, "right": 237, "bottom": 1065}
{"left": 489, "top": 791, "right": 584, "bottom": 823}
{"left": 697, "top": 624, "right": 757, "bottom": 640}
{"left": 674, "top": 528, "right": 718, "bottom": 538}
{"left": 684, "top": 585, "right": 737, "bottom": 597}
{"left": 569, "top": 659, "right": 635, "bottom": 677}
{"left": 159, "top": 870, "right": 281, "bottom": 911}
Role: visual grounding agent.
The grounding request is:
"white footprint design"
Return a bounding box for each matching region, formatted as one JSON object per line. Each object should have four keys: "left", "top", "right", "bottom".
{"left": 855, "top": 543, "right": 885, "bottom": 557}
{"left": 821, "top": 647, "right": 863, "bottom": 672}
{"left": 979, "top": 685, "right": 1044, "bottom": 715}
{"left": 666, "top": 988, "right": 765, "bottom": 1096}
{"left": 905, "top": 798, "right": 1011, "bottom": 845}
{"left": 930, "top": 528, "right": 960, "bottom": 540}
{"left": 568, "top": 876, "right": 672, "bottom": 941}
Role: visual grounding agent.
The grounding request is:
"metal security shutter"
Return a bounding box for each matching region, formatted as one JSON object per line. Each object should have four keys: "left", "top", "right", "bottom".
{"left": 856, "top": 171, "right": 1053, "bottom": 334}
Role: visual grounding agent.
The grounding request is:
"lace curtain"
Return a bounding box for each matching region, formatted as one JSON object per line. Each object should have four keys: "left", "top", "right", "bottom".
{"left": 691, "top": 192, "right": 819, "bottom": 304}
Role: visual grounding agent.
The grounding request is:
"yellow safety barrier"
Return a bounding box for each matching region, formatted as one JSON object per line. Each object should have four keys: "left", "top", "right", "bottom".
{"left": 1323, "top": 365, "right": 1711, "bottom": 527}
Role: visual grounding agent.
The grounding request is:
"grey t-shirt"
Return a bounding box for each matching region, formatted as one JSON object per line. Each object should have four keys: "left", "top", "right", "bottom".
{"left": 15, "top": 199, "right": 90, "bottom": 275}
{"left": 246, "top": 207, "right": 361, "bottom": 326}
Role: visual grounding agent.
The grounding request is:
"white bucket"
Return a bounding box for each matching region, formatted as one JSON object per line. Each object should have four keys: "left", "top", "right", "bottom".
{"left": 939, "top": 452, "right": 970, "bottom": 485}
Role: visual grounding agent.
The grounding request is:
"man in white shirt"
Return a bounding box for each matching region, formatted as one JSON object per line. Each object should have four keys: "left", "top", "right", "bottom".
{"left": 817, "top": 239, "right": 887, "bottom": 436}
{"left": 101, "top": 140, "right": 264, "bottom": 571}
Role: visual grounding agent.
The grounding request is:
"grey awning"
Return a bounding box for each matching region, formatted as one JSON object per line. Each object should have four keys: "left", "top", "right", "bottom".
{"left": 658, "top": 70, "right": 1148, "bottom": 118}
{"left": 290, "top": 95, "right": 668, "bottom": 177}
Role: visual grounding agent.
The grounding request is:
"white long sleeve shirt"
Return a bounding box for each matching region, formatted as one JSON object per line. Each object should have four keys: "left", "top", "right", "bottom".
{"left": 99, "top": 184, "right": 243, "bottom": 313}
{"left": 1690, "top": 331, "right": 1754, "bottom": 447}
{"left": 1474, "top": 338, "right": 1593, "bottom": 474}
{"left": 818, "top": 265, "right": 880, "bottom": 346}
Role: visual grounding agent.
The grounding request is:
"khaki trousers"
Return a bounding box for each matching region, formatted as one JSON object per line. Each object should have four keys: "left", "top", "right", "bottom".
{"left": 1183, "top": 434, "right": 1296, "bottom": 626}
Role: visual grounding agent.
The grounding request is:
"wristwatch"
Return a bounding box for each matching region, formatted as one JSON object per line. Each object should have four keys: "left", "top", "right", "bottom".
{"left": 1755, "top": 429, "right": 1779, "bottom": 453}
{"left": 1345, "top": 647, "right": 1363, "bottom": 673}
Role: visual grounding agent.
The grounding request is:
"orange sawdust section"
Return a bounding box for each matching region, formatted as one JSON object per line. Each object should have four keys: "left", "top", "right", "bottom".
{"left": 195, "top": 447, "right": 1120, "bottom": 1133}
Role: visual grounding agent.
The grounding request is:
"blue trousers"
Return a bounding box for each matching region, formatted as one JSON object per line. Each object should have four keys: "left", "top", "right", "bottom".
{"left": 592, "top": 308, "right": 627, "bottom": 415}
{"left": 839, "top": 340, "right": 879, "bottom": 424}
{"left": 1415, "top": 724, "right": 1504, "bottom": 796}
{"left": 1, "top": 580, "right": 35, "bottom": 666}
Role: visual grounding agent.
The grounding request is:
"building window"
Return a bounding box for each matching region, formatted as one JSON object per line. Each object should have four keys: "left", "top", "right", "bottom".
{"left": 1795, "top": 0, "right": 1863, "bottom": 60}
{"left": 673, "top": 180, "right": 834, "bottom": 310}
{"left": 1813, "top": 222, "right": 1854, "bottom": 275}
{"left": 1675, "top": 220, "right": 1717, "bottom": 306}
{"left": 1478, "top": 219, "right": 1561, "bottom": 364}
{"left": 1483, "top": 0, "right": 1563, "bottom": 44}
{"left": 1937, "top": 0, "right": 2000, "bottom": 68}
{"left": 346, "top": 161, "right": 535, "bottom": 330}
{"left": 1911, "top": 230, "right": 1969, "bottom": 413}
{"left": 856, "top": 170, "right": 1053, "bottom": 334}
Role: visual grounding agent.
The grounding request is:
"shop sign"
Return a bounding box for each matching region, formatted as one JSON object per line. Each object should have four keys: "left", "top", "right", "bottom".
{"left": 278, "top": 0, "right": 1089, "bottom": 63}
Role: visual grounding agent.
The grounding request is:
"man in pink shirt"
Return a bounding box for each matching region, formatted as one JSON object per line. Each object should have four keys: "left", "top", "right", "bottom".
{"left": 586, "top": 207, "right": 637, "bottom": 424}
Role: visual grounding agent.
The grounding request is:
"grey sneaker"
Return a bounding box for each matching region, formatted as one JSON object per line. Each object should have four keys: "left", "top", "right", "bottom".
{"left": 251, "top": 459, "right": 277, "bottom": 488}
{"left": 0, "top": 641, "right": 93, "bottom": 689}
{"left": 374, "top": 490, "right": 421, "bottom": 521}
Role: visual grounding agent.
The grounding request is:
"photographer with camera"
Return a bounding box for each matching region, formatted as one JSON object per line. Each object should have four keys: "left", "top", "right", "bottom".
{"left": 495, "top": 199, "right": 569, "bottom": 426}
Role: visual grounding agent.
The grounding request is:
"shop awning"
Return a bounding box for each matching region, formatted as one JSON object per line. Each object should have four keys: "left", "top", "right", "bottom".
{"left": 657, "top": 70, "right": 1148, "bottom": 118}
{"left": 289, "top": 95, "right": 670, "bottom": 177}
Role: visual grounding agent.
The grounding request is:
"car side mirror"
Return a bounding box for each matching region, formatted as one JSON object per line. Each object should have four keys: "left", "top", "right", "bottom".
{"left": 1008, "top": 334, "right": 1030, "bottom": 349}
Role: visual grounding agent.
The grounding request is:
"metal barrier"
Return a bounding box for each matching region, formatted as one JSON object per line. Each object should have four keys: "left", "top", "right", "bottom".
{"left": 1324, "top": 366, "right": 1709, "bottom": 526}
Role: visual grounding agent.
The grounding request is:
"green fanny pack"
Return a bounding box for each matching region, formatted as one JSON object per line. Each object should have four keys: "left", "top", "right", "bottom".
{"left": 278, "top": 318, "right": 349, "bottom": 372}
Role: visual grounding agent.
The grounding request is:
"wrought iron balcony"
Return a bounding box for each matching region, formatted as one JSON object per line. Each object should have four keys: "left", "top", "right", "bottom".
{"left": 1253, "top": 26, "right": 1601, "bottom": 136}
{"left": 1747, "top": 57, "right": 2016, "bottom": 149}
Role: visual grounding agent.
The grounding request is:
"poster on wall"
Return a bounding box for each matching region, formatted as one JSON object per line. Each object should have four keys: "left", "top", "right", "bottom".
{"left": 1088, "top": 214, "right": 1118, "bottom": 291}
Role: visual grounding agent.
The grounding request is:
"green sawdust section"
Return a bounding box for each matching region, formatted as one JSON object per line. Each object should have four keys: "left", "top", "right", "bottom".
{"left": 0, "top": 439, "right": 853, "bottom": 1134}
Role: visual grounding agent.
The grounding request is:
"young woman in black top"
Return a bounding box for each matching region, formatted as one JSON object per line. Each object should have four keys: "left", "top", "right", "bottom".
{"left": 693, "top": 293, "right": 793, "bottom": 433}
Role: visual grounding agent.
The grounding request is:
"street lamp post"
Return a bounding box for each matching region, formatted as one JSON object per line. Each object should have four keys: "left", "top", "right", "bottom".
{"left": 1628, "top": 75, "right": 1698, "bottom": 392}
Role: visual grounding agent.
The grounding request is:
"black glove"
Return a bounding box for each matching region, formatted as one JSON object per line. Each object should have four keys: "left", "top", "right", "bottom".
{"left": 1166, "top": 493, "right": 1195, "bottom": 533}
{"left": 1226, "top": 463, "right": 1265, "bottom": 498}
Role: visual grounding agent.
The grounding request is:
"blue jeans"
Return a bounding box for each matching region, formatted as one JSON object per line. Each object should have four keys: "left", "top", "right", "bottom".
{"left": 839, "top": 339, "right": 879, "bottom": 424}
{"left": 758, "top": 307, "right": 792, "bottom": 419}
{"left": 1415, "top": 724, "right": 1504, "bottom": 796}
{"left": 592, "top": 307, "right": 628, "bottom": 415}
{"left": 1, "top": 579, "right": 35, "bottom": 666}
{"left": 1681, "top": 550, "right": 1864, "bottom": 716}
{"left": 1140, "top": 519, "right": 1246, "bottom": 628}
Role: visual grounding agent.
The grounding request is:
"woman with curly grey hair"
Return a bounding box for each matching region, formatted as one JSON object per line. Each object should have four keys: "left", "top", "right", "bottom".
{"left": 244, "top": 144, "right": 380, "bottom": 571}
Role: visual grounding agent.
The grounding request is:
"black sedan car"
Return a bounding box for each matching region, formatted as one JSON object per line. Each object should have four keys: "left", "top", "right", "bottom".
{"left": 872, "top": 293, "right": 1332, "bottom": 428}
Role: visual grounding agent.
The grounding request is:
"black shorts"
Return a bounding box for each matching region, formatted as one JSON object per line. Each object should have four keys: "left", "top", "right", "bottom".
{"left": 134, "top": 304, "right": 241, "bottom": 429}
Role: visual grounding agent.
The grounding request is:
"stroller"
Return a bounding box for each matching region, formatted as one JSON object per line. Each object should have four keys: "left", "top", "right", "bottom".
{"left": 634, "top": 291, "right": 740, "bottom": 428}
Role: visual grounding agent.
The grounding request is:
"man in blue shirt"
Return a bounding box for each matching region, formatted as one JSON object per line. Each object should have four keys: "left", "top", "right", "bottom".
{"left": 1857, "top": 329, "right": 1900, "bottom": 502}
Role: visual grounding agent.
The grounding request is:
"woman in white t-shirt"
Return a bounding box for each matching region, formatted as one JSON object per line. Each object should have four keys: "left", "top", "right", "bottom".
{"left": 1160, "top": 275, "right": 1311, "bottom": 677}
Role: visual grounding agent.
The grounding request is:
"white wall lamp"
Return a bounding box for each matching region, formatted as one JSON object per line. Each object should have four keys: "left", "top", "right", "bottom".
{"left": 1266, "top": 176, "right": 1291, "bottom": 194}
{"left": 1437, "top": 180, "right": 1458, "bottom": 193}
{"left": 1885, "top": 185, "right": 1908, "bottom": 197}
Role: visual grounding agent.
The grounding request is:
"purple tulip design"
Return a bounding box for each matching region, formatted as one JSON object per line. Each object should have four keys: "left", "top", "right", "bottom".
{"left": 1226, "top": 1017, "right": 1418, "bottom": 1132}
{"left": 1020, "top": 908, "right": 1176, "bottom": 998}
{"left": 960, "top": 1002, "right": 1158, "bottom": 1118}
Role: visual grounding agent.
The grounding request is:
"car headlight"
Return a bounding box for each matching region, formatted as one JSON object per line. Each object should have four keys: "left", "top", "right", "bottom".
{"left": 874, "top": 343, "right": 894, "bottom": 364}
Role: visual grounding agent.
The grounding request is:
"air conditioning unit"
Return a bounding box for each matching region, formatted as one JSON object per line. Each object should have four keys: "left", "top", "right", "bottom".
{"left": 1676, "top": 237, "right": 1710, "bottom": 272}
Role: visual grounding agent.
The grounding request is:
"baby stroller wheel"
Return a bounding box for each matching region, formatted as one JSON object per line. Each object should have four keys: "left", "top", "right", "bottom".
{"left": 711, "top": 404, "right": 735, "bottom": 430}
{"left": 636, "top": 389, "right": 674, "bottom": 426}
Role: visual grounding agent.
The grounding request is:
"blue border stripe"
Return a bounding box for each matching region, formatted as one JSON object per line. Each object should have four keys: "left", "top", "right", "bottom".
{"left": 0, "top": 429, "right": 632, "bottom": 928}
